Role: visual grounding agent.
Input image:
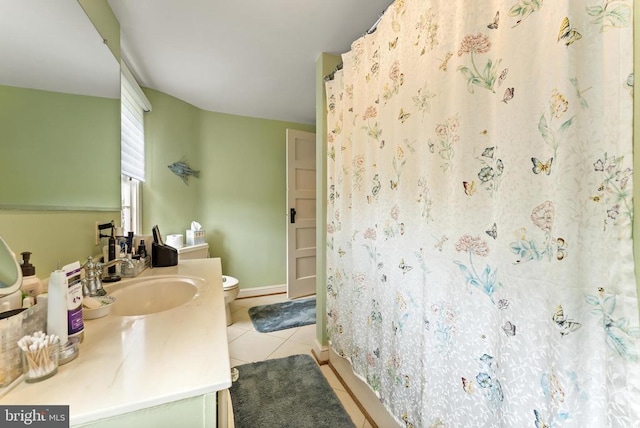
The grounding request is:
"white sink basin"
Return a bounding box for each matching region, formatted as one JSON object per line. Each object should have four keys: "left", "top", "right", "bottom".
{"left": 110, "top": 276, "right": 203, "bottom": 316}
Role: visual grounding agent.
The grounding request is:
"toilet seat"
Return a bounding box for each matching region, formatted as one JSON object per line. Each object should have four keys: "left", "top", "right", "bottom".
{"left": 222, "top": 275, "right": 239, "bottom": 290}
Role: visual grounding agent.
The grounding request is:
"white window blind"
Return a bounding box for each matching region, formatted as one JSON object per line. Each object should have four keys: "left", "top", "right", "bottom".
{"left": 121, "top": 62, "right": 151, "bottom": 182}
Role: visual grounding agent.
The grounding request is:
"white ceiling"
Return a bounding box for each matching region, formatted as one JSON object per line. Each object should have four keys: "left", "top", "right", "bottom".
{"left": 107, "top": 0, "right": 394, "bottom": 125}
{"left": 0, "top": 0, "right": 120, "bottom": 98}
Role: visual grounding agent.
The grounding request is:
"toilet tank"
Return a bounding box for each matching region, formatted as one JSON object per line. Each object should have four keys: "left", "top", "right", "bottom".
{"left": 176, "top": 243, "right": 209, "bottom": 260}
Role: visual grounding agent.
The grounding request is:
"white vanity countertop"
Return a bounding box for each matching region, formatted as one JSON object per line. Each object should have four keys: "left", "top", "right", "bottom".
{"left": 1, "top": 258, "right": 231, "bottom": 426}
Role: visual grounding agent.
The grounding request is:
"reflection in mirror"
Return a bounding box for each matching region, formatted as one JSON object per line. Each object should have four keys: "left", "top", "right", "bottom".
{"left": 0, "top": 0, "right": 121, "bottom": 210}
{"left": 0, "top": 236, "right": 22, "bottom": 297}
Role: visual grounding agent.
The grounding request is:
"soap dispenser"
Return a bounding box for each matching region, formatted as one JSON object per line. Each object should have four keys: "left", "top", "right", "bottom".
{"left": 20, "top": 251, "right": 43, "bottom": 298}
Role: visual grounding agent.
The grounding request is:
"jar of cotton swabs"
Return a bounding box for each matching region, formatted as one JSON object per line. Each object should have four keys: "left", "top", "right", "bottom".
{"left": 18, "top": 331, "right": 60, "bottom": 383}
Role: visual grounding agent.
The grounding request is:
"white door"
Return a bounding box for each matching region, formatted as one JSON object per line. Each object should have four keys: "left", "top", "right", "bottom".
{"left": 286, "top": 129, "right": 316, "bottom": 299}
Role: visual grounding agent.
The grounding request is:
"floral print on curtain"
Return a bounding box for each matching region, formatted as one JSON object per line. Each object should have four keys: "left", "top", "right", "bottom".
{"left": 325, "top": 0, "right": 639, "bottom": 426}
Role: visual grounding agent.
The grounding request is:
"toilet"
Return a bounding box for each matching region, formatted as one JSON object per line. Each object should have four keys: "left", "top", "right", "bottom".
{"left": 175, "top": 243, "right": 209, "bottom": 260}
{"left": 176, "top": 244, "right": 239, "bottom": 325}
{"left": 222, "top": 275, "right": 239, "bottom": 326}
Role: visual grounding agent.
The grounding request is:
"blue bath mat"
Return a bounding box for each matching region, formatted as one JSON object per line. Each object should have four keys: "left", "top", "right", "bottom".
{"left": 248, "top": 296, "right": 316, "bottom": 333}
{"left": 230, "top": 354, "right": 355, "bottom": 428}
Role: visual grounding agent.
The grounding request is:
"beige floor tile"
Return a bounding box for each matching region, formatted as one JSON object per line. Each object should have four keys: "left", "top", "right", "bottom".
{"left": 226, "top": 325, "right": 248, "bottom": 342}
{"left": 265, "top": 326, "right": 300, "bottom": 340}
{"left": 288, "top": 323, "right": 316, "bottom": 345}
{"left": 228, "top": 330, "right": 285, "bottom": 363}
{"left": 320, "top": 365, "right": 346, "bottom": 392}
{"left": 229, "top": 300, "right": 246, "bottom": 312}
{"left": 229, "top": 307, "right": 255, "bottom": 331}
{"left": 229, "top": 357, "right": 247, "bottom": 368}
{"left": 267, "top": 339, "right": 314, "bottom": 360}
{"left": 333, "top": 389, "right": 366, "bottom": 428}
{"left": 362, "top": 419, "right": 374, "bottom": 428}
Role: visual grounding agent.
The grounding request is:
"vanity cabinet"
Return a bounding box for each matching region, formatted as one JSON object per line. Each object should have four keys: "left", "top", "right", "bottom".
{"left": 75, "top": 392, "right": 227, "bottom": 428}
{"left": 2, "top": 259, "right": 232, "bottom": 428}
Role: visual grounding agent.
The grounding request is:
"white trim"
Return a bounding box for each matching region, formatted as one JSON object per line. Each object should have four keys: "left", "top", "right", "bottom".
{"left": 236, "top": 284, "right": 287, "bottom": 299}
{"left": 311, "top": 338, "right": 329, "bottom": 364}
{"left": 329, "top": 348, "right": 401, "bottom": 428}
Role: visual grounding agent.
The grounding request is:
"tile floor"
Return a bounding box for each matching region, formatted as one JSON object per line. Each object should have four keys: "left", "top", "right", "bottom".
{"left": 227, "top": 293, "right": 373, "bottom": 428}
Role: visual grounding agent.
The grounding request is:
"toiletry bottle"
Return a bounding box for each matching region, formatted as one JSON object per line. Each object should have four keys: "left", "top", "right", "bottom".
{"left": 62, "top": 261, "right": 84, "bottom": 343}
{"left": 20, "top": 251, "right": 43, "bottom": 298}
{"left": 137, "top": 240, "right": 147, "bottom": 259}
{"left": 127, "top": 231, "right": 134, "bottom": 254}
{"left": 47, "top": 270, "right": 68, "bottom": 346}
{"left": 108, "top": 228, "right": 116, "bottom": 275}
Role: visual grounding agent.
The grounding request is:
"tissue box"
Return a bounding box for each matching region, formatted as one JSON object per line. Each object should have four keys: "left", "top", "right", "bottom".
{"left": 186, "top": 230, "right": 206, "bottom": 246}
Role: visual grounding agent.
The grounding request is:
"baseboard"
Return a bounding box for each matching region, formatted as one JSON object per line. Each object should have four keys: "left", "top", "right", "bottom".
{"left": 311, "top": 338, "right": 329, "bottom": 364}
{"left": 329, "top": 348, "right": 401, "bottom": 428}
{"left": 236, "top": 284, "right": 286, "bottom": 299}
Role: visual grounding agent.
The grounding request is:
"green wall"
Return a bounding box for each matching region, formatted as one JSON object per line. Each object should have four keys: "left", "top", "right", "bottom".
{"left": 0, "top": 1, "right": 121, "bottom": 276}
{"left": 0, "top": 84, "right": 120, "bottom": 275}
{"left": 142, "top": 89, "right": 315, "bottom": 289}
{"left": 0, "top": 85, "right": 120, "bottom": 210}
{"left": 0, "top": 210, "right": 119, "bottom": 275}
{"left": 0, "top": 84, "right": 315, "bottom": 289}
{"left": 142, "top": 89, "right": 200, "bottom": 237}
{"left": 0, "top": 85, "right": 120, "bottom": 273}
{"left": 315, "top": 53, "right": 342, "bottom": 348}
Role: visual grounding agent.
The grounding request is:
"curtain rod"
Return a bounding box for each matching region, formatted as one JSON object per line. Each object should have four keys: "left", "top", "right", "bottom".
{"left": 324, "top": 8, "right": 387, "bottom": 82}
{"left": 366, "top": 14, "right": 384, "bottom": 35}
{"left": 324, "top": 62, "right": 343, "bottom": 82}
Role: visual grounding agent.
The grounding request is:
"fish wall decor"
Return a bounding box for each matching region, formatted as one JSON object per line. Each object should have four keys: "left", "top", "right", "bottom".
{"left": 168, "top": 160, "right": 200, "bottom": 185}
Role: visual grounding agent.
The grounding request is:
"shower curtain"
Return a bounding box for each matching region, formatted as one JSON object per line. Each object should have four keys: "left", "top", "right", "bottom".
{"left": 325, "top": 0, "right": 639, "bottom": 426}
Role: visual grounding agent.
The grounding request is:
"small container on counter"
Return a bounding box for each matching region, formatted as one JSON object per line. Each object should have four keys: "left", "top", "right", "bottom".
{"left": 0, "top": 303, "right": 47, "bottom": 388}
{"left": 120, "top": 256, "right": 149, "bottom": 278}
{"left": 20, "top": 251, "right": 42, "bottom": 298}
{"left": 18, "top": 332, "right": 60, "bottom": 383}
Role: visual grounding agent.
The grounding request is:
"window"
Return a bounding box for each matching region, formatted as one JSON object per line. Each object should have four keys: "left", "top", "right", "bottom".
{"left": 121, "top": 175, "right": 140, "bottom": 234}
{"left": 120, "top": 61, "right": 151, "bottom": 234}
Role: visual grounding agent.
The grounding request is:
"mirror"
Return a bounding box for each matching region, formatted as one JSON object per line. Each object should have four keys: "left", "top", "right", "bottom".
{"left": 0, "top": 236, "right": 22, "bottom": 297}
{"left": 0, "top": 0, "right": 121, "bottom": 210}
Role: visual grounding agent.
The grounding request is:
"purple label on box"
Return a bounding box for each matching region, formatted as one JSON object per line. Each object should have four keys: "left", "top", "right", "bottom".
{"left": 68, "top": 307, "right": 83, "bottom": 334}
{"left": 67, "top": 281, "right": 84, "bottom": 336}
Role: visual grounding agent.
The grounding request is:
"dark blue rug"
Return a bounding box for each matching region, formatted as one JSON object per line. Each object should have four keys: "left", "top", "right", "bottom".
{"left": 248, "top": 296, "right": 316, "bottom": 333}
{"left": 230, "top": 354, "right": 355, "bottom": 428}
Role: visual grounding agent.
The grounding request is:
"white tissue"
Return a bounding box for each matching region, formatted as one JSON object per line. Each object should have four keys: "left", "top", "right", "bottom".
{"left": 187, "top": 221, "right": 205, "bottom": 245}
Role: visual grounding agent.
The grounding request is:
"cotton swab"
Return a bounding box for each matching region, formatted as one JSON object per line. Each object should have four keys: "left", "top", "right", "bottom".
{"left": 18, "top": 331, "right": 59, "bottom": 381}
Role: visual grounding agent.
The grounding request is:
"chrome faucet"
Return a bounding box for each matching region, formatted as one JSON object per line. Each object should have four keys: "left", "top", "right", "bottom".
{"left": 81, "top": 256, "right": 104, "bottom": 297}
{"left": 81, "top": 256, "right": 136, "bottom": 297}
